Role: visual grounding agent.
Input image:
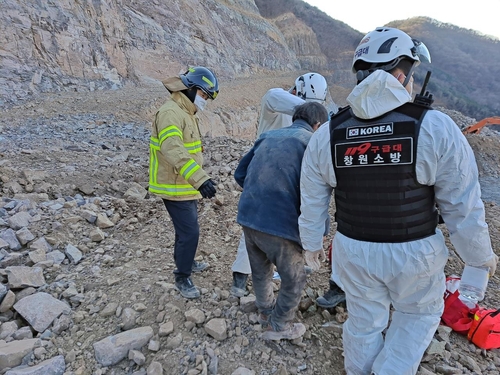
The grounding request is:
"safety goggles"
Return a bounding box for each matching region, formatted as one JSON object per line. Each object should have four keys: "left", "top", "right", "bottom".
{"left": 411, "top": 39, "right": 431, "bottom": 64}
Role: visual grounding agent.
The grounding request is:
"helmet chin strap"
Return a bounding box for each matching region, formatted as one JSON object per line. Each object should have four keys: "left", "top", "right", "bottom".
{"left": 402, "top": 62, "right": 417, "bottom": 87}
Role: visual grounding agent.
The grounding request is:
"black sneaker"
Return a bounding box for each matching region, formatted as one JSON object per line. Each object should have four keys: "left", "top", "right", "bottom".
{"left": 316, "top": 281, "right": 346, "bottom": 309}
{"left": 230, "top": 272, "right": 249, "bottom": 297}
{"left": 175, "top": 277, "right": 200, "bottom": 299}
{"left": 192, "top": 260, "right": 209, "bottom": 273}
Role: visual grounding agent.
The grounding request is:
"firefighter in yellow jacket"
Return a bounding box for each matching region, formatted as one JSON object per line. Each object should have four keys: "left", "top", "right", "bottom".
{"left": 149, "top": 66, "right": 219, "bottom": 299}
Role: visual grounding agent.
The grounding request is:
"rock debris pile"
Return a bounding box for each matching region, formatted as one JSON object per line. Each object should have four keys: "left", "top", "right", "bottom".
{"left": 0, "top": 95, "right": 499, "bottom": 374}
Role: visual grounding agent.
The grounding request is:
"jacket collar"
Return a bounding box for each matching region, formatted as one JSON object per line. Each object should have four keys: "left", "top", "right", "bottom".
{"left": 171, "top": 91, "right": 197, "bottom": 115}
{"left": 346, "top": 70, "right": 412, "bottom": 120}
{"left": 291, "top": 119, "right": 314, "bottom": 132}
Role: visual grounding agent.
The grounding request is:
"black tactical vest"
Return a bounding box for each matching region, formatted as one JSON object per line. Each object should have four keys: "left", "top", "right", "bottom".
{"left": 329, "top": 103, "right": 438, "bottom": 243}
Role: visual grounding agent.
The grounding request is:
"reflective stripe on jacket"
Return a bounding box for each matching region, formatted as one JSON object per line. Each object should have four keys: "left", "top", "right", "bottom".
{"left": 149, "top": 91, "right": 209, "bottom": 200}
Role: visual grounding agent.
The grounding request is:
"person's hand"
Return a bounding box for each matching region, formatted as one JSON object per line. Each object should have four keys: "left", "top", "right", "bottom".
{"left": 482, "top": 254, "right": 499, "bottom": 276}
{"left": 304, "top": 249, "right": 325, "bottom": 272}
{"left": 198, "top": 179, "right": 216, "bottom": 199}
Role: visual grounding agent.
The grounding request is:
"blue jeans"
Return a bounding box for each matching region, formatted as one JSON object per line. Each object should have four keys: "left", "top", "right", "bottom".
{"left": 242, "top": 226, "right": 306, "bottom": 331}
{"left": 163, "top": 199, "right": 199, "bottom": 281}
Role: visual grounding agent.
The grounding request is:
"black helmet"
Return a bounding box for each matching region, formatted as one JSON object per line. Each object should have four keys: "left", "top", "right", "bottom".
{"left": 180, "top": 66, "right": 219, "bottom": 100}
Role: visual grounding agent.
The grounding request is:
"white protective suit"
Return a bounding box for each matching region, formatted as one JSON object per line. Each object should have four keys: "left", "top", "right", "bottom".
{"left": 232, "top": 88, "right": 305, "bottom": 274}
{"left": 299, "top": 70, "right": 495, "bottom": 375}
{"left": 256, "top": 88, "right": 305, "bottom": 136}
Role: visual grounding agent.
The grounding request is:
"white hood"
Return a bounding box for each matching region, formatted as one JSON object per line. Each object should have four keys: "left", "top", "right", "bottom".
{"left": 347, "top": 70, "right": 412, "bottom": 119}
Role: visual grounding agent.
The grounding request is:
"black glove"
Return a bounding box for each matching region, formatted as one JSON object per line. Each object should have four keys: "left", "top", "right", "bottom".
{"left": 198, "top": 179, "right": 216, "bottom": 199}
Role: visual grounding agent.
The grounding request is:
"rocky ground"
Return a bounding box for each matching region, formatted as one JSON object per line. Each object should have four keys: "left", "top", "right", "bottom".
{"left": 1, "top": 77, "right": 500, "bottom": 375}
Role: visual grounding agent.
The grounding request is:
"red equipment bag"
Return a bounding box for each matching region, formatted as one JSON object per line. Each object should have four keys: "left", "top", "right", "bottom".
{"left": 467, "top": 308, "right": 500, "bottom": 349}
{"left": 441, "top": 276, "right": 478, "bottom": 335}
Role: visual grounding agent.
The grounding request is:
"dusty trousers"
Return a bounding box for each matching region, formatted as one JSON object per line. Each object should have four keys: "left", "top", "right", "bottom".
{"left": 242, "top": 226, "right": 306, "bottom": 331}
{"left": 163, "top": 199, "right": 199, "bottom": 280}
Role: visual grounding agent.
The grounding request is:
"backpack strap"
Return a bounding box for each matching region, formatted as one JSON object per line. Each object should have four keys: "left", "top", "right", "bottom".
{"left": 393, "top": 102, "right": 431, "bottom": 123}
{"left": 329, "top": 106, "right": 353, "bottom": 132}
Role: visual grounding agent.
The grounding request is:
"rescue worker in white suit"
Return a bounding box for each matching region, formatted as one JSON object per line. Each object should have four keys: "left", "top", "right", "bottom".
{"left": 298, "top": 27, "right": 498, "bottom": 375}
{"left": 230, "top": 73, "right": 338, "bottom": 297}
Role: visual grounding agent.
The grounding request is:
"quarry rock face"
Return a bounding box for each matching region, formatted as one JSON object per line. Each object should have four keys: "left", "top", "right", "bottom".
{"left": 0, "top": 0, "right": 309, "bottom": 105}
{"left": 1, "top": 0, "right": 338, "bottom": 137}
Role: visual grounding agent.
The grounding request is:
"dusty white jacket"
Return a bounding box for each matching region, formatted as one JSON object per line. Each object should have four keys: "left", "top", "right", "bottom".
{"left": 256, "top": 88, "right": 305, "bottom": 136}
{"left": 299, "top": 70, "right": 494, "bottom": 266}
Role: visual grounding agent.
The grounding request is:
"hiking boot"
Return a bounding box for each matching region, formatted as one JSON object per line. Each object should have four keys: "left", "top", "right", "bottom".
{"left": 261, "top": 322, "right": 306, "bottom": 341}
{"left": 192, "top": 260, "right": 209, "bottom": 273}
{"left": 175, "top": 277, "right": 200, "bottom": 299}
{"left": 316, "top": 280, "right": 346, "bottom": 309}
{"left": 230, "top": 272, "right": 249, "bottom": 297}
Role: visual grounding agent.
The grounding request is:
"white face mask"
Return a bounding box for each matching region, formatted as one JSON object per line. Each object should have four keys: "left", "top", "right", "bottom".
{"left": 396, "top": 73, "right": 413, "bottom": 96}
{"left": 194, "top": 95, "right": 207, "bottom": 111}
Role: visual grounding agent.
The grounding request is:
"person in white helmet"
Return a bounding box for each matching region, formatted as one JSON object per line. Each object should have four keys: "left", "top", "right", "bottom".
{"left": 257, "top": 73, "right": 329, "bottom": 136}
{"left": 230, "top": 73, "right": 337, "bottom": 297}
{"left": 299, "top": 27, "right": 498, "bottom": 374}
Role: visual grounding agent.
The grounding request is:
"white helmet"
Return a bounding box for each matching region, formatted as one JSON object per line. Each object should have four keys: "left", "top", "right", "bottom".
{"left": 352, "top": 27, "right": 431, "bottom": 81}
{"left": 294, "top": 73, "right": 328, "bottom": 103}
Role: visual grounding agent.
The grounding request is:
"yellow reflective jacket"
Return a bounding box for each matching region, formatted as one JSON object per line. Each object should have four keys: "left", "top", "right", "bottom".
{"left": 149, "top": 91, "right": 210, "bottom": 201}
